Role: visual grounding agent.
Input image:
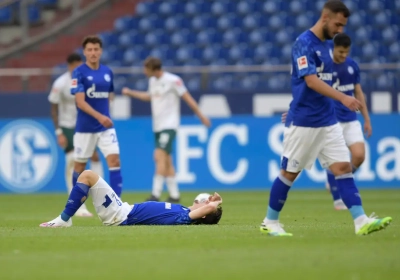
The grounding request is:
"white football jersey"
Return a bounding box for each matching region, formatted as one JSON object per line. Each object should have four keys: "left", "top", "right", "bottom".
{"left": 48, "top": 71, "right": 77, "bottom": 128}
{"left": 89, "top": 177, "right": 132, "bottom": 226}
{"left": 148, "top": 71, "right": 188, "bottom": 132}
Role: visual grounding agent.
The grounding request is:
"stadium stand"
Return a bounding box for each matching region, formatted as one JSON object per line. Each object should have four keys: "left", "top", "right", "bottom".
{"left": 0, "top": 0, "right": 399, "bottom": 93}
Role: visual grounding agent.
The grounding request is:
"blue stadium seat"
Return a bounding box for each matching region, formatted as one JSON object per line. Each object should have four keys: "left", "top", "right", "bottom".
{"left": 28, "top": 5, "right": 41, "bottom": 24}
{"left": 289, "top": 0, "right": 303, "bottom": 15}
{"left": 348, "top": 12, "right": 366, "bottom": 30}
{"left": 381, "top": 26, "right": 398, "bottom": 45}
{"left": 114, "top": 16, "right": 138, "bottom": 33}
{"left": 0, "top": 6, "right": 13, "bottom": 24}
{"left": 237, "top": 1, "right": 256, "bottom": 15}
{"left": 374, "top": 11, "right": 391, "bottom": 29}
{"left": 263, "top": 1, "right": 278, "bottom": 14}
{"left": 135, "top": 2, "right": 157, "bottom": 17}
{"left": 368, "top": 0, "right": 384, "bottom": 14}
{"left": 389, "top": 42, "right": 400, "bottom": 62}
{"left": 217, "top": 14, "right": 241, "bottom": 31}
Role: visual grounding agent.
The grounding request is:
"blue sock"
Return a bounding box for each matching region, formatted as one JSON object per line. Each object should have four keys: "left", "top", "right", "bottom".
{"left": 335, "top": 173, "right": 365, "bottom": 220}
{"left": 109, "top": 168, "right": 123, "bottom": 197}
{"left": 61, "top": 182, "right": 89, "bottom": 221}
{"left": 72, "top": 171, "right": 80, "bottom": 188}
{"left": 327, "top": 170, "right": 341, "bottom": 201}
{"left": 266, "top": 174, "right": 292, "bottom": 220}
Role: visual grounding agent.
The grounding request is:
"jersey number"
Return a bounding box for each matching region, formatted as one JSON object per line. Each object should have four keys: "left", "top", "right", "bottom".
{"left": 102, "top": 194, "right": 122, "bottom": 208}
{"left": 110, "top": 133, "right": 117, "bottom": 143}
{"left": 159, "top": 133, "right": 169, "bottom": 148}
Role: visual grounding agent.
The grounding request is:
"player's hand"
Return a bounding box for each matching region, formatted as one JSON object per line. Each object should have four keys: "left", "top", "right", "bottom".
{"left": 281, "top": 112, "right": 288, "bottom": 123}
{"left": 98, "top": 115, "right": 113, "bottom": 128}
{"left": 341, "top": 95, "right": 362, "bottom": 111}
{"left": 211, "top": 192, "right": 222, "bottom": 203}
{"left": 200, "top": 115, "right": 211, "bottom": 127}
{"left": 364, "top": 121, "right": 372, "bottom": 138}
{"left": 121, "top": 87, "right": 131, "bottom": 96}
{"left": 57, "top": 134, "right": 67, "bottom": 149}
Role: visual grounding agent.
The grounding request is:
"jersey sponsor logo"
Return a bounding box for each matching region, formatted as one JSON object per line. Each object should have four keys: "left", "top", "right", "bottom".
{"left": 297, "top": 56, "right": 308, "bottom": 70}
{"left": 71, "top": 79, "right": 78, "bottom": 88}
{"left": 86, "top": 84, "right": 110, "bottom": 98}
{"left": 337, "top": 84, "right": 355, "bottom": 92}
{"left": 316, "top": 63, "right": 333, "bottom": 81}
{"left": 165, "top": 203, "right": 171, "bottom": 209}
{"left": 348, "top": 66, "right": 354, "bottom": 75}
{"left": 0, "top": 120, "right": 58, "bottom": 193}
{"left": 87, "top": 76, "right": 93, "bottom": 81}
{"left": 333, "top": 78, "right": 355, "bottom": 92}
{"left": 104, "top": 74, "right": 111, "bottom": 82}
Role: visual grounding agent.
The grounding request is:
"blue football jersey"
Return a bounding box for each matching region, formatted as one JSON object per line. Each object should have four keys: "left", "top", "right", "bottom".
{"left": 333, "top": 57, "right": 360, "bottom": 122}
{"left": 71, "top": 64, "right": 114, "bottom": 133}
{"left": 121, "top": 201, "right": 193, "bottom": 225}
{"left": 286, "top": 30, "right": 336, "bottom": 128}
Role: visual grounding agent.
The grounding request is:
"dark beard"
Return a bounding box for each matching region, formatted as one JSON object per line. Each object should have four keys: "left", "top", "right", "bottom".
{"left": 322, "top": 25, "right": 333, "bottom": 40}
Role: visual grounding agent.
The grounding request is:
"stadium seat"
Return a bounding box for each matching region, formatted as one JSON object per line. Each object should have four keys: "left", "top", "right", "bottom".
{"left": 0, "top": 6, "right": 14, "bottom": 24}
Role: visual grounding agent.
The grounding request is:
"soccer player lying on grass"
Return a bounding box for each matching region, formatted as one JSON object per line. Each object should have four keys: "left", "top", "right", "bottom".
{"left": 40, "top": 170, "right": 223, "bottom": 227}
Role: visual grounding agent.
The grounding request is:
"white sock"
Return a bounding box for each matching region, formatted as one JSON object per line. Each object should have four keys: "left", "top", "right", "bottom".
{"left": 90, "top": 160, "right": 104, "bottom": 178}
{"left": 354, "top": 214, "right": 368, "bottom": 231}
{"left": 152, "top": 174, "right": 164, "bottom": 198}
{"left": 65, "top": 152, "right": 74, "bottom": 194}
{"left": 166, "top": 176, "right": 180, "bottom": 199}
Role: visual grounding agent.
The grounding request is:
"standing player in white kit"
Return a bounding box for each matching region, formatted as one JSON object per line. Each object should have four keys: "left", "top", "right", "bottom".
{"left": 122, "top": 57, "right": 210, "bottom": 203}
{"left": 48, "top": 53, "right": 104, "bottom": 217}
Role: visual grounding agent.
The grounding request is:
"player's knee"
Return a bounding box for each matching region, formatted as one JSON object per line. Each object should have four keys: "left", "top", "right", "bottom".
{"left": 106, "top": 154, "right": 120, "bottom": 168}
{"left": 74, "top": 161, "right": 86, "bottom": 173}
{"left": 280, "top": 169, "right": 299, "bottom": 182}
{"left": 78, "top": 170, "right": 96, "bottom": 186}
{"left": 352, "top": 154, "right": 365, "bottom": 168}
{"left": 91, "top": 151, "right": 100, "bottom": 162}
{"left": 330, "top": 162, "right": 352, "bottom": 176}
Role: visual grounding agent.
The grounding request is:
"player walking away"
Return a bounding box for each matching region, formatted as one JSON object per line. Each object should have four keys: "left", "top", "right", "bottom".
{"left": 326, "top": 33, "right": 372, "bottom": 210}
{"left": 70, "top": 36, "right": 123, "bottom": 198}
{"left": 122, "top": 57, "right": 211, "bottom": 203}
{"left": 48, "top": 53, "right": 104, "bottom": 217}
{"left": 261, "top": 1, "right": 391, "bottom": 236}
{"left": 39, "top": 170, "right": 223, "bottom": 227}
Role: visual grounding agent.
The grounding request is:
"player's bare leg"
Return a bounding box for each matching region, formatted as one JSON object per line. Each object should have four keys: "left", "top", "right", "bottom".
{"left": 71, "top": 161, "right": 93, "bottom": 217}
{"left": 90, "top": 150, "right": 104, "bottom": 179}
{"left": 165, "top": 154, "right": 180, "bottom": 203}
{"left": 146, "top": 148, "right": 167, "bottom": 201}
{"left": 106, "top": 154, "right": 123, "bottom": 197}
{"left": 329, "top": 162, "right": 391, "bottom": 234}
{"left": 260, "top": 169, "right": 299, "bottom": 236}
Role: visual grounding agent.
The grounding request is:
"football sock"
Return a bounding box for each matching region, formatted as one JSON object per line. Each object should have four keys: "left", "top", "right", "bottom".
{"left": 61, "top": 182, "right": 89, "bottom": 221}
{"left": 327, "top": 170, "right": 341, "bottom": 201}
{"left": 109, "top": 167, "right": 123, "bottom": 197}
{"left": 335, "top": 173, "right": 365, "bottom": 220}
{"left": 266, "top": 174, "right": 292, "bottom": 221}
{"left": 166, "top": 176, "right": 180, "bottom": 199}
{"left": 91, "top": 160, "right": 104, "bottom": 179}
{"left": 152, "top": 174, "right": 164, "bottom": 198}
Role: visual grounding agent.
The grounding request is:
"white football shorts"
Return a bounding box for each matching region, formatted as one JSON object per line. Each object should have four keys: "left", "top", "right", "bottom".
{"left": 281, "top": 123, "right": 350, "bottom": 173}
{"left": 339, "top": 120, "right": 365, "bottom": 147}
{"left": 73, "top": 128, "right": 120, "bottom": 162}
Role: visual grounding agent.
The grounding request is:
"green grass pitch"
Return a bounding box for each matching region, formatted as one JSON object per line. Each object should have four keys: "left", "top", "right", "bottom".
{"left": 0, "top": 189, "right": 399, "bottom": 280}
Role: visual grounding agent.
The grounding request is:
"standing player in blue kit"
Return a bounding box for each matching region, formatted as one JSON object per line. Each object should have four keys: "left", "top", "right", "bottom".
{"left": 260, "top": 1, "right": 392, "bottom": 236}
{"left": 70, "top": 35, "right": 123, "bottom": 197}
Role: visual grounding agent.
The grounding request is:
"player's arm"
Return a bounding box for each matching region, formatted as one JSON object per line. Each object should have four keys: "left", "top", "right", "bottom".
{"left": 189, "top": 200, "right": 222, "bottom": 220}
{"left": 122, "top": 87, "right": 151, "bottom": 102}
{"left": 175, "top": 78, "right": 210, "bottom": 127}
{"left": 294, "top": 41, "right": 361, "bottom": 111}
{"left": 48, "top": 79, "right": 67, "bottom": 147}
{"left": 354, "top": 84, "right": 372, "bottom": 137}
